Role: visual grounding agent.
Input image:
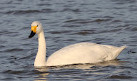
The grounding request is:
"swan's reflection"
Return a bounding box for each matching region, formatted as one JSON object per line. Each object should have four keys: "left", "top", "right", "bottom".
{"left": 34, "top": 59, "right": 125, "bottom": 81}
{"left": 34, "top": 71, "right": 49, "bottom": 81}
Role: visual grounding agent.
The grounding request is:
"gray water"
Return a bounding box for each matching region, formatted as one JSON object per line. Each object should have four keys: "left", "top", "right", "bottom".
{"left": 0, "top": 0, "right": 137, "bottom": 81}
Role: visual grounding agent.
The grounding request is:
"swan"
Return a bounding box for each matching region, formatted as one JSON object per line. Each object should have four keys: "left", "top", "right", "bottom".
{"left": 28, "top": 21, "right": 126, "bottom": 67}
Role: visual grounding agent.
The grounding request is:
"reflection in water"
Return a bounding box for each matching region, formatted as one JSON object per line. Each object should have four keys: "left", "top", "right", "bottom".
{"left": 34, "top": 60, "right": 124, "bottom": 81}
{"left": 34, "top": 73, "right": 49, "bottom": 81}
{"left": 35, "top": 59, "right": 122, "bottom": 71}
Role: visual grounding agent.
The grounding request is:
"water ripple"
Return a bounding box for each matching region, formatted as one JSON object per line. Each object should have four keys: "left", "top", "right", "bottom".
{"left": 3, "top": 9, "right": 56, "bottom": 15}
{"left": 0, "top": 0, "right": 137, "bottom": 81}
{"left": 4, "top": 48, "right": 24, "bottom": 52}
{"left": 107, "top": 75, "right": 133, "bottom": 79}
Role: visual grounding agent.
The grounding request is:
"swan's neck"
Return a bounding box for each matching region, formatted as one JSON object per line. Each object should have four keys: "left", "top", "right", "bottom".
{"left": 34, "top": 30, "right": 46, "bottom": 67}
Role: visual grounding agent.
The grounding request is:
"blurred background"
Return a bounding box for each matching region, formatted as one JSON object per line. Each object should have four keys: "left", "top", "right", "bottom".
{"left": 0, "top": 0, "right": 137, "bottom": 81}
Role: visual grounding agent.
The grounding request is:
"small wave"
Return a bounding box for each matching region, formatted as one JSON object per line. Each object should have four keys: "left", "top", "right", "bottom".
{"left": 98, "top": 28, "right": 122, "bottom": 33}
{"left": 64, "top": 19, "right": 93, "bottom": 24}
{"left": 61, "top": 8, "right": 81, "bottom": 12}
{"left": 3, "top": 68, "right": 36, "bottom": 75}
{"left": 125, "top": 27, "right": 137, "bottom": 31}
{"left": 4, "top": 9, "right": 56, "bottom": 15}
{"left": 92, "top": 19, "right": 111, "bottom": 23}
{"left": 3, "top": 70, "right": 25, "bottom": 74}
{"left": 48, "top": 30, "right": 70, "bottom": 34}
{"left": 0, "top": 45, "right": 5, "bottom": 49}
{"left": 74, "top": 30, "right": 96, "bottom": 35}
{"left": 62, "top": 24, "right": 81, "bottom": 28}
{"left": 4, "top": 48, "right": 24, "bottom": 52}
{"left": 111, "top": 0, "right": 136, "bottom": 4}
{"left": 37, "top": 3, "right": 52, "bottom": 6}
{"left": 111, "top": 20, "right": 122, "bottom": 23}
{"left": 64, "top": 18, "right": 111, "bottom": 24}
{"left": 0, "top": 30, "right": 18, "bottom": 35}
{"left": 5, "top": 10, "right": 40, "bottom": 14}
{"left": 107, "top": 75, "right": 133, "bottom": 79}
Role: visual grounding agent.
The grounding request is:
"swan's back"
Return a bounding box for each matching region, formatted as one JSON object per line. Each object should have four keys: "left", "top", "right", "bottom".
{"left": 46, "top": 42, "right": 126, "bottom": 66}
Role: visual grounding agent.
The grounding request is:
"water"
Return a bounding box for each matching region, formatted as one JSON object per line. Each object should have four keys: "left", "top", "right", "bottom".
{"left": 0, "top": 0, "right": 137, "bottom": 81}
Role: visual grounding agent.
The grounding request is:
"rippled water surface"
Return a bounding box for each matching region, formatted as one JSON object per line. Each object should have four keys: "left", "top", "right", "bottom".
{"left": 1, "top": 0, "right": 137, "bottom": 81}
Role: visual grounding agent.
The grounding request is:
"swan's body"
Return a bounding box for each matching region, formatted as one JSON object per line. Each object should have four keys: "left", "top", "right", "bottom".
{"left": 29, "top": 21, "right": 126, "bottom": 67}
{"left": 46, "top": 42, "right": 125, "bottom": 66}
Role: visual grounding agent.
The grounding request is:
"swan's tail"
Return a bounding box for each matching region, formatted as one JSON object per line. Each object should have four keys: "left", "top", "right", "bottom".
{"left": 112, "top": 45, "right": 126, "bottom": 59}
{"left": 120, "top": 45, "right": 127, "bottom": 51}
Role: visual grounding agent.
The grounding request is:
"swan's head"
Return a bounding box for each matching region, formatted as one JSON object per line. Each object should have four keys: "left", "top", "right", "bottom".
{"left": 29, "top": 21, "right": 43, "bottom": 38}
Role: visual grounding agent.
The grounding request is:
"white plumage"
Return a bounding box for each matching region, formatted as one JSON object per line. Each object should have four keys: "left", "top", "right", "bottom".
{"left": 29, "top": 21, "right": 126, "bottom": 67}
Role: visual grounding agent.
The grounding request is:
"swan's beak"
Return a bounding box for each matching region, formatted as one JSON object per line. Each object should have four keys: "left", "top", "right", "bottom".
{"left": 29, "top": 31, "right": 36, "bottom": 38}
{"left": 28, "top": 26, "right": 37, "bottom": 38}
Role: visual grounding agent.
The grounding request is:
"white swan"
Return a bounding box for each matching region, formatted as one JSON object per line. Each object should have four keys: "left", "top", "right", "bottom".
{"left": 29, "top": 21, "right": 126, "bottom": 67}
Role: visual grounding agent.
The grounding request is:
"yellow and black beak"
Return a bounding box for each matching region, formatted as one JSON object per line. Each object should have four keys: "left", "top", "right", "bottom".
{"left": 28, "top": 26, "right": 37, "bottom": 38}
